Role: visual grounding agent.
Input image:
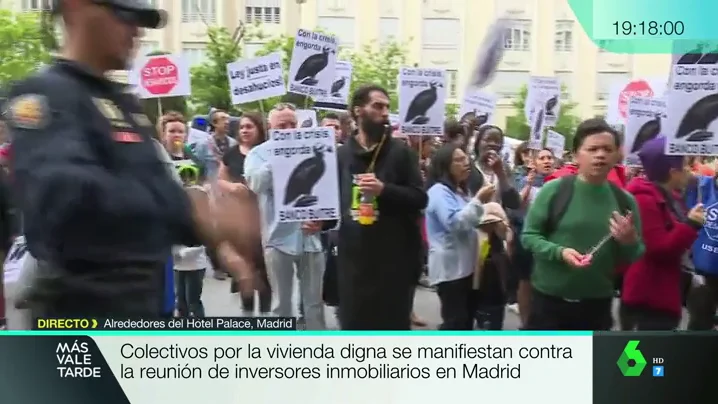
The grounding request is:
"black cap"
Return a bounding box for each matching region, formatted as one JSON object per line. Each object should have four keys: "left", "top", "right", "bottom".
{"left": 104, "top": 0, "right": 167, "bottom": 29}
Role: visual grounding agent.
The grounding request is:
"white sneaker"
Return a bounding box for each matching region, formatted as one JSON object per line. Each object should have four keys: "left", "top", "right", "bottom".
{"left": 507, "top": 303, "right": 520, "bottom": 314}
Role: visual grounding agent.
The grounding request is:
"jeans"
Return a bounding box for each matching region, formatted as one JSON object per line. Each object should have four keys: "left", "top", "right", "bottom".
{"left": 174, "top": 269, "right": 205, "bottom": 317}
{"left": 239, "top": 266, "right": 272, "bottom": 315}
{"left": 436, "top": 275, "right": 477, "bottom": 330}
{"left": 264, "top": 248, "right": 325, "bottom": 330}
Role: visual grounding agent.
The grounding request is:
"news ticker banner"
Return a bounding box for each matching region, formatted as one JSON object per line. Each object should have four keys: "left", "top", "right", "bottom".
{"left": 0, "top": 332, "right": 716, "bottom": 404}
{"left": 568, "top": 0, "right": 718, "bottom": 52}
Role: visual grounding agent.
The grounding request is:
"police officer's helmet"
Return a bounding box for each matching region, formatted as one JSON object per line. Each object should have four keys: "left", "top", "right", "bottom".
{"left": 48, "top": 0, "right": 167, "bottom": 29}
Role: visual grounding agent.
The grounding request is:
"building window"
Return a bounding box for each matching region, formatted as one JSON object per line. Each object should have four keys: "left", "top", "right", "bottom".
{"left": 319, "top": 0, "right": 351, "bottom": 9}
{"left": 182, "top": 0, "right": 216, "bottom": 23}
{"left": 446, "top": 69, "right": 458, "bottom": 99}
{"left": 138, "top": 41, "right": 160, "bottom": 57}
{"left": 554, "top": 71, "right": 573, "bottom": 99}
{"left": 504, "top": 20, "right": 531, "bottom": 51}
{"left": 245, "top": 0, "right": 281, "bottom": 24}
{"left": 596, "top": 72, "right": 631, "bottom": 100}
{"left": 422, "top": 18, "right": 461, "bottom": 49}
{"left": 244, "top": 42, "right": 266, "bottom": 59}
{"left": 21, "top": 0, "right": 51, "bottom": 11}
{"left": 317, "top": 17, "right": 356, "bottom": 48}
{"left": 555, "top": 21, "right": 573, "bottom": 52}
{"left": 379, "top": 17, "right": 400, "bottom": 44}
{"left": 492, "top": 71, "right": 530, "bottom": 98}
{"left": 182, "top": 43, "right": 207, "bottom": 67}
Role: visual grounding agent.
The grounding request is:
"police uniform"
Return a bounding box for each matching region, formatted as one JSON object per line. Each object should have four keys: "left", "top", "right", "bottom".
{"left": 6, "top": 58, "right": 200, "bottom": 318}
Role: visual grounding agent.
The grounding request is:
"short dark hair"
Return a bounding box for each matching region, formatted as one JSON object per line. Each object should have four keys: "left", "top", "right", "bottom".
{"left": 443, "top": 119, "right": 464, "bottom": 141}
{"left": 350, "top": 84, "right": 389, "bottom": 120}
{"left": 513, "top": 141, "right": 529, "bottom": 166}
{"left": 472, "top": 125, "right": 504, "bottom": 157}
{"left": 323, "top": 112, "right": 340, "bottom": 120}
{"left": 572, "top": 118, "right": 620, "bottom": 152}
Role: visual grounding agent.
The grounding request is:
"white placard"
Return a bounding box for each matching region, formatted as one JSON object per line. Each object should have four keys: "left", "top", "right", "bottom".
{"left": 459, "top": 89, "right": 497, "bottom": 127}
{"left": 624, "top": 96, "right": 666, "bottom": 165}
{"left": 267, "top": 127, "right": 339, "bottom": 223}
{"left": 525, "top": 76, "right": 561, "bottom": 127}
{"left": 313, "top": 61, "right": 353, "bottom": 109}
{"left": 389, "top": 114, "right": 400, "bottom": 126}
{"left": 296, "top": 109, "right": 318, "bottom": 128}
{"left": 398, "top": 67, "right": 446, "bottom": 135}
{"left": 605, "top": 77, "right": 668, "bottom": 124}
{"left": 226, "top": 52, "right": 286, "bottom": 105}
{"left": 287, "top": 29, "right": 339, "bottom": 98}
{"left": 528, "top": 107, "right": 546, "bottom": 150}
{"left": 545, "top": 130, "right": 565, "bottom": 158}
{"left": 131, "top": 54, "right": 191, "bottom": 99}
{"left": 664, "top": 48, "right": 718, "bottom": 155}
{"left": 3, "top": 236, "right": 28, "bottom": 285}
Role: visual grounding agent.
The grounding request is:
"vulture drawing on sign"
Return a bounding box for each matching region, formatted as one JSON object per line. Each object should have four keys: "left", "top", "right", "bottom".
{"left": 630, "top": 114, "right": 662, "bottom": 153}
{"left": 676, "top": 44, "right": 704, "bottom": 64}
{"left": 284, "top": 143, "right": 333, "bottom": 207}
{"left": 404, "top": 81, "right": 442, "bottom": 125}
{"left": 300, "top": 117, "right": 313, "bottom": 128}
{"left": 697, "top": 45, "right": 718, "bottom": 64}
{"left": 544, "top": 96, "right": 558, "bottom": 116}
{"left": 469, "top": 19, "right": 506, "bottom": 88}
{"left": 460, "top": 111, "right": 490, "bottom": 128}
{"left": 675, "top": 93, "right": 718, "bottom": 142}
{"left": 330, "top": 76, "right": 346, "bottom": 97}
{"left": 532, "top": 109, "right": 544, "bottom": 141}
{"left": 294, "top": 46, "right": 335, "bottom": 86}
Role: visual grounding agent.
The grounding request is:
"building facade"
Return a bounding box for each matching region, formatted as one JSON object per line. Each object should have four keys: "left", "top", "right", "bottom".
{"left": 9, "top": 0, "right": 672, "bottom": 124}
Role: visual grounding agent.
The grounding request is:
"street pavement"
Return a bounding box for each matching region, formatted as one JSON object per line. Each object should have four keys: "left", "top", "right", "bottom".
{"left": 202, "top": 272, "right": 692, "bottom": 330}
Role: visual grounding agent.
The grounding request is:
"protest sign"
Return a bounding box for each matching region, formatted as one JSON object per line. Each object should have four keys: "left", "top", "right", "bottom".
{"left": 546, "top": 130, "right": 565, "bottom": 159}
{"left": 398, "top": 67, "right": 446, "bottom": 136}
{"left": 528, "top": 107, "right": 546, "bottom": 150}
{"left": 605, "top": 77, "right": 668, "bottom": 124}
{"left": 525, "top": 76, "right": 561, "bottom": 127}
{"left": 459, "top": 89, "right": 497, "bottom": 127}
{"left": 624, "top": 96, "right": 666, "bottom": 164}
{"left": 664, "top": 42, "right": 718, "bottom": 156}
{"left": 313, "top": 61, "right": 353, "bottom": 110}
{"left": 267, "top": 127, "right": 339, "bottom": 223}
{"left": 296, "top": 109, "right": 318, "bottom": 128}
{"left": 389, "top": 114, "right": 400, "bottom": 126}
{"left": 132, "top": 54, "right": 191, "bottom": 99}
{"left": 287, "top": 29, "right": 338, "bottom": 98}
{"left": 226, "top": 52, "right": 286, "bottom": 105}
{"left": 3, "top": 236, "right": 29, "bottom": 285}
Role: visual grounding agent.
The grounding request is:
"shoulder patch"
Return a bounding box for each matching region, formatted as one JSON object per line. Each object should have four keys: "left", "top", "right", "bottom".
{"left": 6, "top": 94, "right": 48, "bottom": 129}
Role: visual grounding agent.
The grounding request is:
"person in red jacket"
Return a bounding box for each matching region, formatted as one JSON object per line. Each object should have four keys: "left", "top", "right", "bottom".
{"left": 545, "top": 158, "right": 627, "bottom": 187}
{"left": 620, "top": 137, "right": 703, "bottom": 330}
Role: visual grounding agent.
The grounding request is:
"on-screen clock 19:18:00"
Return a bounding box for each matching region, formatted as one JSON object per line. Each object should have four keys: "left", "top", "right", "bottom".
{"left": 613, "top": 21, "right": 685, "bottom": 36}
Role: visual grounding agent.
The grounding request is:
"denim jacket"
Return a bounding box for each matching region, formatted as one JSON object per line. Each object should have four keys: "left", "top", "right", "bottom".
{"left": 425, "top": 183, "right": 484, "bottom": 285}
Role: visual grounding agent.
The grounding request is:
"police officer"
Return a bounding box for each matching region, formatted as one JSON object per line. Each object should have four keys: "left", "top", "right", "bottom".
{"left": 5, "top": 0, "right": 254, "bottom": 319}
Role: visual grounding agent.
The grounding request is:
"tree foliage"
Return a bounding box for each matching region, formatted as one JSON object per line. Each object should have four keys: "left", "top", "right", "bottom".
{"left": 189, "top": 23, "right": 412, "bottom": 115}
{"left": 0, "top": 10, "right": 52, "bottom": 88}
{"left": 504, "top": 85, "right": 581, "bottom": 146}
{"left": 140, "top": 50, "right": 188, "bottom": 124}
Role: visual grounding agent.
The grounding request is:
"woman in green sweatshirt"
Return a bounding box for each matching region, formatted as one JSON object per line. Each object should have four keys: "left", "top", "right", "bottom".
{"left": 521, "top": 118, "right": 644, "bottom": 330}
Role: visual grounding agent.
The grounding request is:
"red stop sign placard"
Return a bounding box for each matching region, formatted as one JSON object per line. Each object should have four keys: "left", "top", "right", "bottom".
{"left": 141, "top": 57, "right": 178, "bottom": 95}
{"left": 618, "top": 79, "right": 654, "bottom": 120}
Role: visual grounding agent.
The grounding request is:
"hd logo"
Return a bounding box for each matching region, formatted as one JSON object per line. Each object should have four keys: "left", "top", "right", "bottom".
{"left": 617, "top": 340, "right": 647, "bottom": 377}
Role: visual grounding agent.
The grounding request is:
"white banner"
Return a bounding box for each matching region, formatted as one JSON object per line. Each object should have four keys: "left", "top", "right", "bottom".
{"left": 267, "top": 127, "right": 340, "bottom": 223}
{"left": 86, "top": 335, "right": 593, "bottom": 403}
{"left": 296, "top": 109, "right": 318, "bottom": 128}
{"left": 226, "top": 52, "right": 286, "bottom": 105}
{"left": 459, "top": 89, "right": 497, "bottom": 127}
{"left": 545, "top": 130, "right": 566, "bottom": 158}
{"left": 398, "top": 67, "right": 446, "bottom": 135}
{"left": 287, "top": 29, "right": 339, "bottom": 98}
{"left": 525, "top": 76, "right": 561, "bottom": 127}
{"left": 313, "top": 60, "right": 353, "bottom": 109}
{"left": 131, "top": 54, "right": 191, "bottom": 99}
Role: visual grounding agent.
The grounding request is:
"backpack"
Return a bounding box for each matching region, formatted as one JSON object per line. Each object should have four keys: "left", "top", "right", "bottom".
{"left": 543, "top": 175, "right": 631, "bottom": 235}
